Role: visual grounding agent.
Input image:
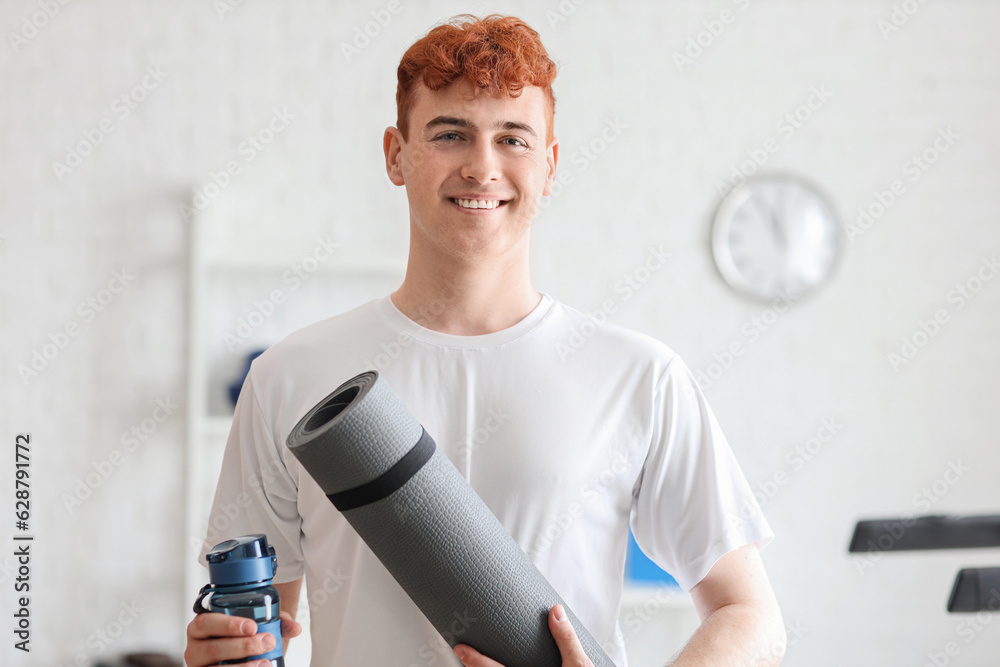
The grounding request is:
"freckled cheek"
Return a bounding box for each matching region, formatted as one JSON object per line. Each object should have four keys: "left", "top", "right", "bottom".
{"left": 405, "top": 156, "right": 451, "bottom": 195}
{"left": 403, "top": 146, "right": 438, "bottom": 172}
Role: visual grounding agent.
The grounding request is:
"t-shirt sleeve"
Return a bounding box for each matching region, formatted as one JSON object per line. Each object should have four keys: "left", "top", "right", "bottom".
{"left": 197, "top": 368, "right": 305, "bottom": 584}
{"left": 630, "top": 355, "right": 773, "bottom": 592}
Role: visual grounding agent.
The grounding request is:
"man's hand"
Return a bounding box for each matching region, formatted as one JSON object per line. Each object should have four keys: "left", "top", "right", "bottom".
{"left": 184, "top": 610, "right": 302, "bottom": 667}
{"left": 452, "top": 604, "right": 595, "bottom": 667}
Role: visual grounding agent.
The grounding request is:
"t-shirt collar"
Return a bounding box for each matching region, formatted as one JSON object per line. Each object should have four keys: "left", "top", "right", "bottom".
{"left": 376, "top": 291, "right": 554, "bottom": 349}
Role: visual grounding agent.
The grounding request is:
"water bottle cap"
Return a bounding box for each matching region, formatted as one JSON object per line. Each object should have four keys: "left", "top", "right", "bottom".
{"left": 205, "top": 534, "right": 278, "bottom": 586}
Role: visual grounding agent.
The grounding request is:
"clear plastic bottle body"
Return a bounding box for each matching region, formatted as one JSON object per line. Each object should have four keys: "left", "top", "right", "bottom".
{"left": 200, "top": 584, "right": 284, "bottom": 666}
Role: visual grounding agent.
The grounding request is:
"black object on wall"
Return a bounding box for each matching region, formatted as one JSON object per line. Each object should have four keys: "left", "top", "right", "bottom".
{"left": 848, "top": 515, "right": 1000, "bottom": 553}
{"left": 848, "top": 514, "right": 1000, "bottom": 614}
{"left": 947, "top": 567, "right": 1000, "bottom": 612}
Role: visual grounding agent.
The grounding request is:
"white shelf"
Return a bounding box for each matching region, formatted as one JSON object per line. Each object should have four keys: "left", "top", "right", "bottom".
{"left": 183, "top": 198, "right": 404, "bottom": 667}
{"left": 200, "top": 255, "right": 404, "bottom": 275}
{"left": 204, "top": 415, "right": 234, "bottom": 440}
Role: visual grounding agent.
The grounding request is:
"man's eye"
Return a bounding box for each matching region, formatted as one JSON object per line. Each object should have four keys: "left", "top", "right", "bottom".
{"left": 502, "top": 137, "right": 527, "bottom": 148}
{"left": 436, "top": 132, "right": 461, "bottom": 141}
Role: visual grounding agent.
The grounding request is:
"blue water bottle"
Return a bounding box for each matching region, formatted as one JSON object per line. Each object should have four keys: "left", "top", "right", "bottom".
{"left": 194, "top": 534, "right": 284, "bottom": 666}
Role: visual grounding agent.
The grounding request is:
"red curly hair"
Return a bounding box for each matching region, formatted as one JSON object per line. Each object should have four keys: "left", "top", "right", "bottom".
{"left": 396, "top": 14, "right": 557, "bottom": 145}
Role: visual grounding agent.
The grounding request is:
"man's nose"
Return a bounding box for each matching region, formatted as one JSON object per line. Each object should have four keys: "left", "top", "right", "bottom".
{"left": 460, "top": 139, "right": 501, "bottom": 184}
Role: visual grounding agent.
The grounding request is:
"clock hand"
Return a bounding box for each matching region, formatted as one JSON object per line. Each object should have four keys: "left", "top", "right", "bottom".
{"left": 768, "top": 203, "right": 787, "bottom": 253}
{"left": 767, "top": 196, "right": 788, "bottom": 254}
{"left": 753, "top": 193, "right": 787, "bottom": 253}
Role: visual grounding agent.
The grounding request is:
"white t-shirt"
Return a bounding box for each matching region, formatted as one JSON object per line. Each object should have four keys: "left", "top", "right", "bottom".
{"left": 200, "top": 293, "right": 772, "bottom": 666}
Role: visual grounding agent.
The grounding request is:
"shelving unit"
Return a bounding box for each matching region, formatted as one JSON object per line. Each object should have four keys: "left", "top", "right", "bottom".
{"left": 183, "top": 206, "right": 404, "bottom": 666}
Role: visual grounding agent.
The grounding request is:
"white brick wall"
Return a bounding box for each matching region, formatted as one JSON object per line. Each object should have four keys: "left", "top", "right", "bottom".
{"left": 2, "top": 1, "right": 999, "bottom": 665}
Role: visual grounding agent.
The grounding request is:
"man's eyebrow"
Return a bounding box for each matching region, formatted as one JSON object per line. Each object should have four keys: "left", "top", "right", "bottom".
{"left": 424, "top": 116, "right": 537, "bottom": 139}
{"left": 424, "top": 116, "right": 473, "bottom": 132}
{"left": 497, "top": 120, "right": 537, "bottom": 139}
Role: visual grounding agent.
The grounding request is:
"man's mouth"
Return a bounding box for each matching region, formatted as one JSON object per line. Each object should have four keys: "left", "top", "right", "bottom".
{"left": 450, "top": 198, "right": 508, "bottom": 210}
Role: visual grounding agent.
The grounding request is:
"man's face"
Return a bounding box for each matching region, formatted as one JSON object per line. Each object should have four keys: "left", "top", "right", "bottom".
{"left": 384, "top": 79, "right": 558, "bottom": 263}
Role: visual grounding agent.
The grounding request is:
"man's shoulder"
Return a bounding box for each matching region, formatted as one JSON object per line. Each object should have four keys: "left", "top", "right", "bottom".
{"left": 247, "top": 296, "right": 388, "bottom": 382}
{"left": 546, "top": 297, "right": 678, "bottom": 367}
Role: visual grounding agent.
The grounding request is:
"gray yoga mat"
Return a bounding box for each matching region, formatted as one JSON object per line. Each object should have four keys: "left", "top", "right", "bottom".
{"left": 286, "top": 371, "right": 616, "bottom": 667}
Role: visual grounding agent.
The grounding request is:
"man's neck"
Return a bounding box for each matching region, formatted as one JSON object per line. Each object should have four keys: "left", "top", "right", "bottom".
{"left": 391, "top": 244, "right": 541, "bottom": 336}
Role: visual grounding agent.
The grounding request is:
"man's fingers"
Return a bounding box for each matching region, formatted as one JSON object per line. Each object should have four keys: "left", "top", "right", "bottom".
{"left": 187, "top": 612, "right": 256, "bottom": 640}
{"left": 184, "top": 613, "right": 276, "bottom": 667}
{"left": 453, "top": 644, "right": 505, "bottom": 667}
{"left": 278, "top": 610, "right": 303, "bottom": 639}
{"left": 184, "top": 633, "right": 276, "bottom": 666}
{"left": 548, "top": 605, "right": 595, "bottom": 667}
{"left": 452, "top": 607, "right": 597, "bottom": 667}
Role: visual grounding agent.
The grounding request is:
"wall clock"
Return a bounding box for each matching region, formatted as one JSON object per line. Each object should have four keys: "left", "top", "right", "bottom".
{"left": 711, "top": 173, "right": 842, "bottom": 302}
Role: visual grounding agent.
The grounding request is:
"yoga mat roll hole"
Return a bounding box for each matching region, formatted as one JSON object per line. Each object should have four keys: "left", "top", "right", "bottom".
{"left": 303, "top": 394, "right": 356, "bottom": 432}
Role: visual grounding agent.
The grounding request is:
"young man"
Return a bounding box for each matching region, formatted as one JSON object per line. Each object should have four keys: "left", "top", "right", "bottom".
{"left": 186, "top": 14, "right": 784, "bottom": 667}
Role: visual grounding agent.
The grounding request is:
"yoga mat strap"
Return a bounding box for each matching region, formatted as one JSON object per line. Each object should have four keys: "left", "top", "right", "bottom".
{"left": 327, "top": 427, "right": 435, "bottom": 511}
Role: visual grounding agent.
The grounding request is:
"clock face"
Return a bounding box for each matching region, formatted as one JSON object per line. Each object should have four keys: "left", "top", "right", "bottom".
{"left": 711, "top": 174, "right": 841, "bottom": 301}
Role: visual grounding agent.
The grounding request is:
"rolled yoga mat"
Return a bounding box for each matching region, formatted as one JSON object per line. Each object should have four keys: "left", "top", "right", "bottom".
{"left": 286, "top": 371, "right": 616, "bottom": 667}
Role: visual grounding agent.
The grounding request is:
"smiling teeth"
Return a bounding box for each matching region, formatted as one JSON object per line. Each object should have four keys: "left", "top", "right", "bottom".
{"left": 455, "top": 198, "right": 501, "bottom": 209}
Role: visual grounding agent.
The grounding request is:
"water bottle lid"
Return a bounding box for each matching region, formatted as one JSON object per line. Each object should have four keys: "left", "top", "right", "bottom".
{"left": 205, "top": 534, "right": 278, "bottom": 586}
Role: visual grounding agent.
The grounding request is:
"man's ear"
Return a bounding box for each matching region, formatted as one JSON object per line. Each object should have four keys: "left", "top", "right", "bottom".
{"left": 384, "top": 127, "right": 406, "bottom": 186}
{"left": 542, "top": 138, "right": 559, "bottom": 197}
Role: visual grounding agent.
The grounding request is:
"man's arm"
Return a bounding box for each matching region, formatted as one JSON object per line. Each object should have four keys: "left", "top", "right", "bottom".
{"left": 453, "top": 546, "right": 783, "bottom": 667}
{"left": 669, "top": 544, "right": 785, "bottom": 666}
